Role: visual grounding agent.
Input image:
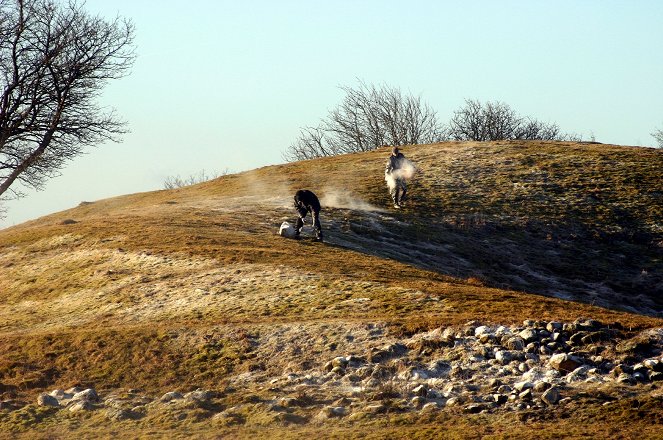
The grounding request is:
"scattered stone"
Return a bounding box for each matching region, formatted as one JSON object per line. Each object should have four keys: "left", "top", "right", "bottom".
{"left": 644, "top": 359, "right": 662, "bottom": 372}
{"left": 492, "top": 394, "right": 508, "bottom": 405}
{"left": 412, "top": 384, "right": 428, "bottom": 396}
{"left": 37, "top": 393, "right": 59, "bottom": 407}
{"left": 184, "top": 389, "right": 214, "bottom": 402}
{"left": 540, "top": 387, "right": 560, "bottom": 405}
{"left": 513, "top": 381, "right": 533, "bottom": 392}
{"left": 505, "top": 337, "right": 525, "bottom": 351}
{"left": 549, "top": 353, "right": 582, "bottom": 373}
{"left": 69, "top": 400, "right": 94, "bottom": 413}
{"left": 547, "top": 322, "right": 563, "bottom": 333}
{"left": 463, "top": 403, "right": 486, "bottom": 414}
{"left": 518, "top": 389, "right": 533, "bottom": 401}
{"left": 160, "top": 391, "right": 184, "bottom": 402}
{"left": 474, "top": 326, "right": 492, "bottom": 337}
{"left": 495, "top": 350, "right": 514, "bottom": 365}
{"left": 487, "top": 378, "right": 502, "bottom": 389}
{"left": 616, "top": 373, "right": 635, "bottom": 385}
{"left": 519, "top": 329, "right": 538, "bottom": 343}
{"left": 72, "top": 388, "right": 98, "bottom": 402}
{"left": 633, "top": 372, "right": 648, "bottom": 382}
{"left": 411, "top": 396, "right": 426, "bottom": 408}
{"left": 49, "top": 389, "right": 65, "bottom": 399}
{"left": 533, "top": 381, "right": 551, "bottom": 392}
{"left": 421, "top": 402, "right": 440, "bottom": 411}
{"left": 363, "top": 404, "right": 387, "bottom": 414}
{"left": 106, "top": 408, "right": 133, "bottom": 421}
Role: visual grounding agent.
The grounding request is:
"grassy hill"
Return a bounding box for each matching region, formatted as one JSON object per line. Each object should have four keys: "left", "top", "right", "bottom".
{"left": 0, "top": 141, "right": 662, "bottom": 439}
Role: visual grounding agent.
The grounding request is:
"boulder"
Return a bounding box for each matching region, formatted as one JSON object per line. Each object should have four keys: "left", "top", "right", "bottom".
{"left": 37, "top": 393, "right": 59, "bottom": 407}
{"left": 513, "top": 381, "right": 533, "bottom": 392}
{"left": 505, "top": 337, "right": 525, "bottom": 351}
{"left": 519, "top": 329, "right": 538, "bottom": 343}
{"left": 541, "top": 387, "right": 560, "bottom": 405}
{"left": 411, "top": 396, "right": 426, "bottom": 408}
{"left": 106, "top": 408, "right": 133, "bottom": 421}
{"left": 278, "top": 222, "right": 297, "bottom": 239}
{"left": 546, "top": 322, "right": 563, "bottom": 333}
{"left": 412, "top": 384, "right": 428, "bottom": 396}
{"left": 644, "top": 359, "right": 663, "bottom": 372}
{"left": 518, "top": 389, "right": 533, "bottom": 400}
{"left": 495, "top": 350, "right": 514, "bottom": 365}
{"left": 160, "top": 391, "right": 184, "bottom": 402}
{"left": 492, "top": 394, "right": 508, "bottom": 405}
{"left": 69, "top": 400, "right": 94, "bottom": 413}
{"left": 649, "top": 372, "right": 663, "bottom": 382}
{"left": 474, "top": 325, "right": 492, "bottom": 337}
{"left": 184, "top": 389, "right": 214, "bottom": 402}
{"left": 533, "top": 381, "right": 551, "bottom": 392}
{"left": 49, "top": 389, "right": 65, "bottom": 399}
{"left": 616, "top": 373, "right": 635, "bottom": 385}
{"left": 72, "top": 388, "right": 98, "bottom": 402}
{"left": 421, "top": 402, "right": 440, "bottom": 411}
{"left": 549, "top": 353, "right": 582, "bottom": 373}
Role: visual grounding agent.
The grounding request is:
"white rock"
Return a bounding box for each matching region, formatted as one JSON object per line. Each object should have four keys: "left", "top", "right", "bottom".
{"left": 160, "top": 391, "right": 183, "bottom": 402}
{"left": 72, "top": 389, "right": 98, "bottom": 402}
{"left": 69, "top": 400, "right": 93, "bottom": 413}
{"left": 49, "top": 389, "right": 65, "bottom": 399}
{"left": 474, "top": 326, "right": 492, "bottom": 337}
{"left": 513, "top": 381, "right": 533, "bottom": 392}
{"left": 37, "top": 393, "right": 59, "bottom": 407}
{"left": 279, "top": 222, "right": 297, "bottom": 238}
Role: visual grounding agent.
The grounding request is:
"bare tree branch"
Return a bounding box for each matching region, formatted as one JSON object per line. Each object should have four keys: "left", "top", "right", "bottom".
{"left": 652, "top": 125, "right": 663, "bottom": 148}
{"left": 0, "top": 0, "right": 136, "bottom": 199}
{"left": 285, "top": 81, "right": 444, "bottom": 161}
{"left": 448, "top": 99, "right": 567, "bottom": 142}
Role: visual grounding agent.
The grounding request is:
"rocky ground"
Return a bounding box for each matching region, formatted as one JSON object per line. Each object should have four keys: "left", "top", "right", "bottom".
{"left": 3, "top": 318, "right": 661, "bottom": 434}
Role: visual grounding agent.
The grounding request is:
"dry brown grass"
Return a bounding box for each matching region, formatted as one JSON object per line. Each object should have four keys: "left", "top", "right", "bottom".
{"left": 0, "top": 140, "right": 661, "bottom": 437}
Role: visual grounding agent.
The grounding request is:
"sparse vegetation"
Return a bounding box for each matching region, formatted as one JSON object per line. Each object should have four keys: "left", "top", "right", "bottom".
{"left": 162, "top": 169, "right": 229, "bottom": 189}
{"left": 652, "top": 125, "right": 663, "bottom": 148}
{"left": 447, "top": 99, "right": 577, "bottom": 141}
{"left": 0, "top": 140, "right": 661, "bottom": 438}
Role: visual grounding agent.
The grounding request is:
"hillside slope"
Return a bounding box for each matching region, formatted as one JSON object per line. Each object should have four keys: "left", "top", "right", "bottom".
{"left": 0, "top": 141, "right": 662, "bottom": 438}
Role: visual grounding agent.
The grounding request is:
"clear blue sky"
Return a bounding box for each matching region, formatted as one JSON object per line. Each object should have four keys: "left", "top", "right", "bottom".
{"left": 2, "top": 0, "right": 662, "bottom": 228}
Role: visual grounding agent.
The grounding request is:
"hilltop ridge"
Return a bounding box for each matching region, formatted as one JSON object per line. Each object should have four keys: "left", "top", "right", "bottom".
{"left": 0, "top": 141, "right": 662, "bottom": 438}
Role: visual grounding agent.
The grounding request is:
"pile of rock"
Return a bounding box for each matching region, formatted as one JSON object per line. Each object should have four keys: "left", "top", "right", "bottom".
{"left": 20, "top": 319, "right": 663, "bottom": 425}
{"left": 258, "top": 318, "right": 663, "bottom": 417}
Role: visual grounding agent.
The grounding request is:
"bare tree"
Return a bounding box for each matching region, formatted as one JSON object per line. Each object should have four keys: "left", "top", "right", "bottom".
{"left": 284, "top": 81, "right": 444, "bottom": 161}
{"left": 652, "top": 125, "right": 663, "bottom": 148}
{"left": 0, "top": 0, "right": 135, "bottom": 202}
{"left": 448, "top": 99, "right": 563, "bottom": 141}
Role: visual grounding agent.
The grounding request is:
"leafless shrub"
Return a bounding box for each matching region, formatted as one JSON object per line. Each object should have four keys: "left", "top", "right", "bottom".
{"left": 652, "top": 125, "right": 663, "bottom": 148}
{"left": 163, "top": 169, "right": 229, "bottom": 190}
{"left": 448, "top": 99, "right": 574, "bottom": 142}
